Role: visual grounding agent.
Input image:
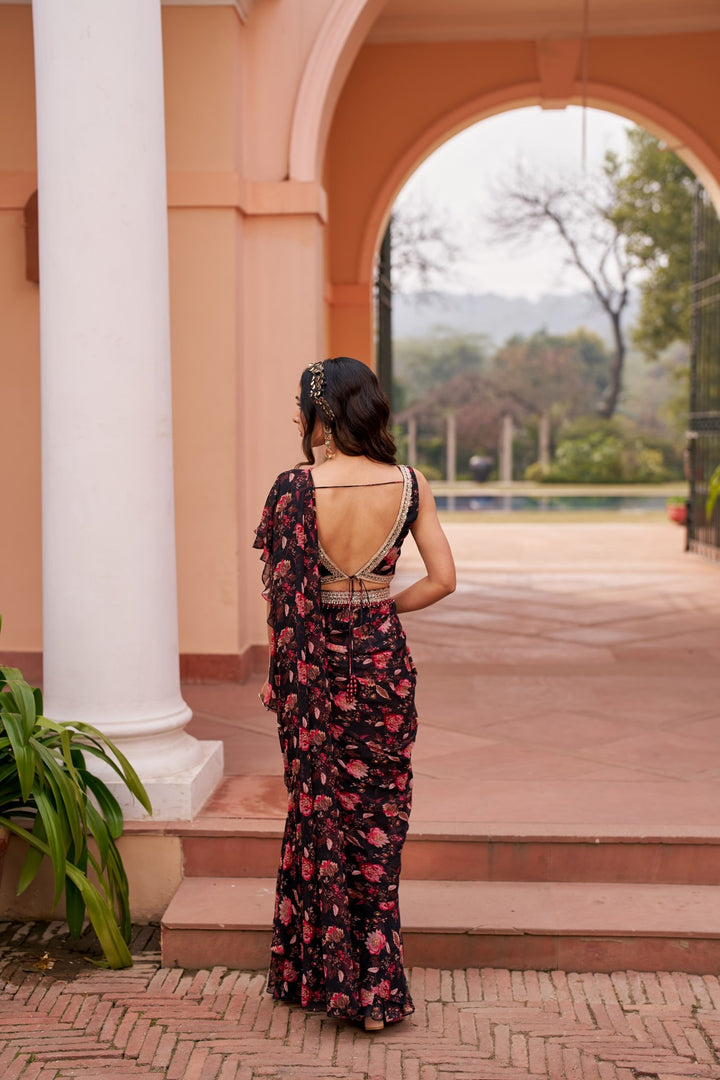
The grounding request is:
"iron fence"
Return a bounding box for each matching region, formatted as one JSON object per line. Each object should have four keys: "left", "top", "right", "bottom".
{"left": 688, "top": 184, "right": 720, "bottom": 557}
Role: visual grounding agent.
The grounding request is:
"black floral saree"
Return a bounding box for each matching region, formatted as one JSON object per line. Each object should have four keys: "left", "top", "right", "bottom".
{"left": 254, "top": 467, "right": 418, "bottom": 1025}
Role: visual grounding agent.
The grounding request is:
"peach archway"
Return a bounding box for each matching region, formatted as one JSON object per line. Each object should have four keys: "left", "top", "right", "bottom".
{"left": 356, "top": 84, "right": 720, "bottom": 289}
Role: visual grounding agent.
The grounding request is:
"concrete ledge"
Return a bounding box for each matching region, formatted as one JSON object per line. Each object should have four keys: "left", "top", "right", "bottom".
{"left": 160, "top": 876, "right": 720, "bottom": 973}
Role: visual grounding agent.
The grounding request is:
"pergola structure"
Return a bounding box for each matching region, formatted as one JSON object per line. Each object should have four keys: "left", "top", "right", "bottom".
{"left": 1, "top": 0, "right": 720, "bottom": 836}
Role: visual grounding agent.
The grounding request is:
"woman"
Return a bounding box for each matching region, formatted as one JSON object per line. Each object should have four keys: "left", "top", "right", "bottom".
{"left": 254, "top": 356, "right": 455, "bottom": 1031}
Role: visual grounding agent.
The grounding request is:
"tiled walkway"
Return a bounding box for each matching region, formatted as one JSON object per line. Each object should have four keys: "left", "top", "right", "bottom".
{"left": 2, "top": 921, "right": 720, "bottom": 1079}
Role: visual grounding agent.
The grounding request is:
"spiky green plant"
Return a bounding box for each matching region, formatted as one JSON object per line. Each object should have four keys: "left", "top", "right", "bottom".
{"left": 0, "top": 653, "right": 151, "bottom": 968}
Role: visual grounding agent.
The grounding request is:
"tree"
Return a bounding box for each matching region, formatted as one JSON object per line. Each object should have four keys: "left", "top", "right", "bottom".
{"left": 395, "top": 329, "right": 614, "bottom": 477}
{"left": 491, "top": 329, "right": 610, "bottom": 421}
{"left": 389, "top": 196, "right": 463, "bottom": 293}
{"left": 393, "top": 330, "right": 490, "bottom": 409}
{"left": 489, "top": 167, "right": 641, "bottom": 419}
{"left": 606, "top": 129, "right": 695, "bottom": 357}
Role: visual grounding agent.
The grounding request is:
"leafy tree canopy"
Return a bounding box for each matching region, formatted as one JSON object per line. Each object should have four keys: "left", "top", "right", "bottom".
{"left": 393, "top": 330, "right": 490, "bottom": 409}
{"left": 605, "top": 128, "right": 695, "bottom": 357}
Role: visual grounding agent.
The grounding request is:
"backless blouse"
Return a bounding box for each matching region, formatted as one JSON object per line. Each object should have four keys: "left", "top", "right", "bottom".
{"left": 315, "top": 464, "right": 419, "bottom": 589}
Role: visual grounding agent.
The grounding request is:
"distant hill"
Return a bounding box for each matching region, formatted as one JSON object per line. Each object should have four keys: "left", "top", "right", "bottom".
{"left": 393, "top": 290, "right": 638, "bottom": 346}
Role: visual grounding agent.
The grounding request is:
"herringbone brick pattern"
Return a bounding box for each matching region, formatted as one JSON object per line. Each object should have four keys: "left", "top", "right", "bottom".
{"left": 1, "top": 923, "right": 719, "bottom": 1079}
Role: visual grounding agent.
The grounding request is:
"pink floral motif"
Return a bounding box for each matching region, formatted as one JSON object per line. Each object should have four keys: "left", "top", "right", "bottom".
{"left": 278, "top": 898, "right": 293, "bottom": 926}
{"left": 366, "top": 930, "right": 387, "bottom": 955}
{"left": 360, "top": 863, "right": 385, "bottom": 883}
{"left": 283, "top": 960, "right": 299, "bottom": 982}
{"left": 299, "top": 792, "right": 313, "bottom": 816}
{"left": 367, "top": 827, "right": 389, "bottom": 847}
{"left": 345, "top": 759, "right": 368, "bottom": 779}
{"left": 329, "top": 993, "right": 350, "bottom": 1010}
{"left": 337, "top": 791, "right": 361, "bottom": 811}
{"left": 372, "top": 651, "right": 392, "bottom": 668}
{"left": 314, "top": 794, "right": 332, "bottom": 812}
{"left": 301, "top": 857, "right": 314, "bottom": 881}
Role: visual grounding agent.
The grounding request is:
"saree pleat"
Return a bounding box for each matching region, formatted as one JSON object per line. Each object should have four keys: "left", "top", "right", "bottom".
{"left": 254, "top": 468, "right": 418, "bottom": 1024}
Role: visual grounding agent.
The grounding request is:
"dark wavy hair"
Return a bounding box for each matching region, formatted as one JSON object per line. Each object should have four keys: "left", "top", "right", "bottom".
{"left": 299, "top": 357, "right": 396, "bottom": 465}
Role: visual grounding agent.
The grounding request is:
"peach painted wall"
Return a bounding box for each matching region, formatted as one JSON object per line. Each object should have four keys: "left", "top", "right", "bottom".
{"left": 0, "top": 7, "right": 40, "bottom": 654}
{"left": 325, "top": 33, "right": 720, "bottom": 364}
{"left": 163, "top": 7, "right": 246, "bottom": 662}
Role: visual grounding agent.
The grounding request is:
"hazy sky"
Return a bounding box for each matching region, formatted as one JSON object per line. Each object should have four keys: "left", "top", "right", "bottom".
{"left": 395, "top": 105, "right": 636, "bottom": 300}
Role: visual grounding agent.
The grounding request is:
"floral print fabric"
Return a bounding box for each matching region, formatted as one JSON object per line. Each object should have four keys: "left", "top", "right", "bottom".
{"left": 253, "top": 467, "right": 419, "bottom": 1025}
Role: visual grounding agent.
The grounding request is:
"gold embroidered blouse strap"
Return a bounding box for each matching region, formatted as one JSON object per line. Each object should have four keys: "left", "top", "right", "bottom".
{"left": 315, "top": 464, "right": 413, "bottom": 586}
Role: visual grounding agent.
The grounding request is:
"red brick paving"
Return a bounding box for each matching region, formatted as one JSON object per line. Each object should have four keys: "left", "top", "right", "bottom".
{"left": 1, "top": 923, "right": 719, "bottom": 1079}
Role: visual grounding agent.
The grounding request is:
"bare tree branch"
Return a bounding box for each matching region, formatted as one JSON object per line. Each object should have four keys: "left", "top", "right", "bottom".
{"left": 487, "top": 165, "right": 642, "bottom": 417}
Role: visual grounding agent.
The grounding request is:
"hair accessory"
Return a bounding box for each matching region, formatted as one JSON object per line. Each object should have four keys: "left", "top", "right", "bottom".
{"left": 323, "top": 423, "right": 335, "bottom": 460}
{"left": 308, "top": 360, "right": 336, "bottom": 422}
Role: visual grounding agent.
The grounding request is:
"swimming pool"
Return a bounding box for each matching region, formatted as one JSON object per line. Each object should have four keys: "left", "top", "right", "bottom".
{"left": 433, "top": 494, "right": 671, "bottom": 513}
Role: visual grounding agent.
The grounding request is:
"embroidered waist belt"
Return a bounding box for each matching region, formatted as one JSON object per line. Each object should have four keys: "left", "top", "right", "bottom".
{"left": 320, "top": 586, "right": 391, "bottom": 606}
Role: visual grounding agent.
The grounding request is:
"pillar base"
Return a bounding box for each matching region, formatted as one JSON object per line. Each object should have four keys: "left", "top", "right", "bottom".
{"left": 106, "top": 738, "right": 224, "bottom": 822}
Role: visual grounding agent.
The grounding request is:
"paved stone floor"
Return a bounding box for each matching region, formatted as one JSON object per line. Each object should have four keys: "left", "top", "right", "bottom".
{"left": 190, "top": 520, "right": 720, "bottom": 836}
{"left": 2, "top": 921, "right": 720, "bottom": 1080}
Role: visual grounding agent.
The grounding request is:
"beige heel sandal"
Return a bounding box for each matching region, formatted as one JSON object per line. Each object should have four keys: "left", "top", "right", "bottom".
{"left": 363, "top": 1017, "right": 385, "bottom": 1032}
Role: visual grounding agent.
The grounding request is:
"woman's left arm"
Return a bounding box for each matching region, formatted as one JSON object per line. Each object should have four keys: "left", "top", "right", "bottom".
{"left": 393, "top": 470, "right": 456, "bottom": 614}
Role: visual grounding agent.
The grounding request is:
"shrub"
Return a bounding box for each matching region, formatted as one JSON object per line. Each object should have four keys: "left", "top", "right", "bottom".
{"left": 541, "top": 418, "right": 670, "bottom": 483}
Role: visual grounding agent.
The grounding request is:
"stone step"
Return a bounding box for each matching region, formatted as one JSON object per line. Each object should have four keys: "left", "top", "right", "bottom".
{"left": 174, "top": 821, "right": 720, "bottom": 886}
{"left": 161, "top": 876, "right": 720, "bottom": 974}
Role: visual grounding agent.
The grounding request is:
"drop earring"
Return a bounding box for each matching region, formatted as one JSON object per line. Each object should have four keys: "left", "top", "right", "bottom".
{"left": 323, "top": 423, "right": 335, "bottom": 460}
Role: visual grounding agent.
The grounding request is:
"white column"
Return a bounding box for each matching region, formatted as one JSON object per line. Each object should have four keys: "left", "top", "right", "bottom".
{"left": 32, "top": 0, "right": 223, "bottom": 819}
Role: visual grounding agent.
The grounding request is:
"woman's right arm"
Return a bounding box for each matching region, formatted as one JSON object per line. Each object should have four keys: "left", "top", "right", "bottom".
{"left": 392, "top": 470, "right": 456, "bottom": 614}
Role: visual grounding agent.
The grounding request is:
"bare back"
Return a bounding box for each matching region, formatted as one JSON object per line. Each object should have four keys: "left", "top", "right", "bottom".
{"left": 312, "top": 462, "right": 407, "bottom": 590}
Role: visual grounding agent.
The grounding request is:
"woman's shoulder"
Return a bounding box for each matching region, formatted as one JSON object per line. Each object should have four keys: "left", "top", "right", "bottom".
{"left": 266, "top": 466, "right": 313, "bottom": 496}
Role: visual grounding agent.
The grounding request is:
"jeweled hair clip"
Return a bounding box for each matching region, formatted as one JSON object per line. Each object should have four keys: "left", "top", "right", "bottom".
{"left": 308, "top": 360, "right": 336, "bottom": 422}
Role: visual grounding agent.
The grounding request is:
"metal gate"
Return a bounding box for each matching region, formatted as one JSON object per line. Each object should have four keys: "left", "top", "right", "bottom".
{"left": 376, "top": 223, "right": 393, "bottom": 404}
{"left": 688, "top": 184, "right": 720, "bottom": 558}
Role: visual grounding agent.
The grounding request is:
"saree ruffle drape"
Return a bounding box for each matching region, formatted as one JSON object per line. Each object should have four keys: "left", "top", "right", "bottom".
{"left": 254, "top": 469, "right": 416, "bottom": 1024}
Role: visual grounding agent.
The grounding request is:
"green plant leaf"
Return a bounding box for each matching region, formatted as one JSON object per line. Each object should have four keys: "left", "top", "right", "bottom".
{"left": 0, "top": 670, "right": 37, "bottom": 738}
{"left": 65, "top": 873, "right": 86, "bottom": 938}
{"left": 33, "top": 790, "right": 68, "bottom": 905}
{"left": 79, "top": 741, "right": 152, "bottom": 815}
{"left": 16, "top": 843, "right": 44, "bottom": 894}
{"left": 1, "top": 711, "right": 34, "bottom": 802}
{"left": 82, "top": 772, "right": 124, "bottom": 840}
